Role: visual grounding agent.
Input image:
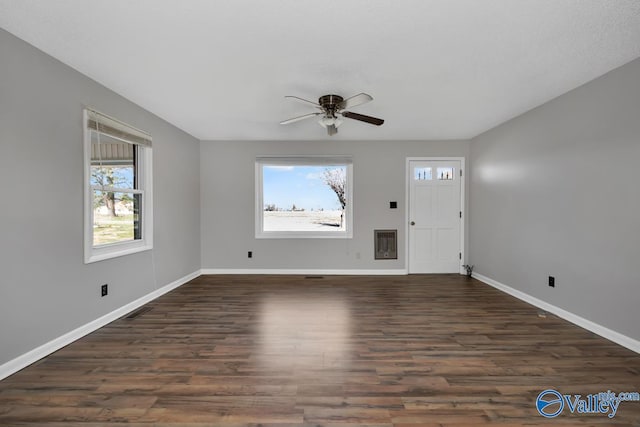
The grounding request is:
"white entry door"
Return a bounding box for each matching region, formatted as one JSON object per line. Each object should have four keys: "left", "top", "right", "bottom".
{"left": 408, "top": 160, "right": 461, "bottom": 273}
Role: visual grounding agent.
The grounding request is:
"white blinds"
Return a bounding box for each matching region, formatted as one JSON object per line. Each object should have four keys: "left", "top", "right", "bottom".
{"left": 86, "top": 108, "right": 152, "bottom": 147}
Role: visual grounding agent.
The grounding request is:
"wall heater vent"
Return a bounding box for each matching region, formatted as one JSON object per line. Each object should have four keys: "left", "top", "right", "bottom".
{"left": 374, "top": 229, "right": 397, "bottom": 260}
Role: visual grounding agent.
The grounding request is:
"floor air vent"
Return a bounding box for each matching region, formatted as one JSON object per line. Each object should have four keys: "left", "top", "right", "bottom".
{"left": 374, "top": 229, "right": 397, "bottom": 260}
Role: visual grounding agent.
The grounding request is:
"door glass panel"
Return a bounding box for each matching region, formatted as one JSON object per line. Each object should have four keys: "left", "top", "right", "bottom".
{"left": 437, "top": 167, "right": 454, "bottom": 180}
{"left": 414, "top": 167, "right": 432, "bottom": 180}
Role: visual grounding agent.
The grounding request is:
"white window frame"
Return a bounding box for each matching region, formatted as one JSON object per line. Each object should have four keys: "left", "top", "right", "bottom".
{"left": 255, "top": 156, "right": 353, "bottom": 239}
{"left": 83, "top": 108, "right": 153, "bottom": 263}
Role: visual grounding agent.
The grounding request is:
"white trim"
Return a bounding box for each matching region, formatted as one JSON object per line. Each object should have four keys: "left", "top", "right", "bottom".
{"left": 0, "top": 270, "right": 201, "bottom": 381}
{"left": 473, "top": 272, "right": 640, "bottom": 354}
{"left": 256, "top": 155, "right": 353, "bottom": 165}
{"left": 405, "top": 157, "right": 466, "bottom": 274}
{"left": 255, "top": 161, "right": 263, "bottom": 238}
{"left": 201, "top": 268, "right": 408, "bottom": 276}
{"left": 86, "top": 241, "right": 154, "bottom": 263}
{"left": 89, "top": 185, "right": 143, "bottom": 194}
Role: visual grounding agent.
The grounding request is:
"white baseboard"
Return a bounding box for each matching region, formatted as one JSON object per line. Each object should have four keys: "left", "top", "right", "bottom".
{"left": 201, "top": 268, "right": 408, "bottom": 275}
{"left": 0, "top": 269, "right": 201, "bottom": 381}
{"left": 473, "top": 272, "right": 640, "bottom": 354}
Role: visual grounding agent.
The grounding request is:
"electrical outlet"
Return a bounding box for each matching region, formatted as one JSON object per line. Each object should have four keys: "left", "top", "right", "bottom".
{"left": 101, "top": 284, "right": 108, "bottom": 297}
{"left": 548, "top": 276, "right": 555, "bottom": 288}
{"left": 248, "top": 251, "right": 252, "bottom": 258}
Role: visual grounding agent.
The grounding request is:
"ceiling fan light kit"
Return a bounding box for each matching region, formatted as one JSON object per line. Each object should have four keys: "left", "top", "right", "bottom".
{"left": 280, "top": 93, "right": 384, "bottom": 136}
{"left": 318, "top": 115, "right": 343, "bottom": 128}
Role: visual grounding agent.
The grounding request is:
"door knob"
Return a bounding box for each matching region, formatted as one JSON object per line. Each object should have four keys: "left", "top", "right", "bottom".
{"left": 410, "top": 221, "right": 415, "bottom": 226}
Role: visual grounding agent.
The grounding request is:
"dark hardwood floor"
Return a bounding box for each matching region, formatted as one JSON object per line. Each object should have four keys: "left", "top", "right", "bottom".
{"left": 1, "top": 274, "right": 639, "bottom": 426}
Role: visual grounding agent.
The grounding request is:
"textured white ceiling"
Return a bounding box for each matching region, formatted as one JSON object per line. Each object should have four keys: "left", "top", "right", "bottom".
{"left": 1, "top": 0, "right": 640, "bottom": 141}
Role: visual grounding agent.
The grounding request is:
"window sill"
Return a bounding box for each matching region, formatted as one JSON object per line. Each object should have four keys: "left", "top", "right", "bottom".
{"left": 255, "top": 231, "right": 353, "bottom": 239}
{"left": 84, "top": 242, "right": 152, "bottom": 264}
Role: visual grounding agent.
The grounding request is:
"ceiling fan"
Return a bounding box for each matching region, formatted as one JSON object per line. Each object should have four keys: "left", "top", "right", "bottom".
{"left": 280, "top": 93, "right": 384, "bottom": 136}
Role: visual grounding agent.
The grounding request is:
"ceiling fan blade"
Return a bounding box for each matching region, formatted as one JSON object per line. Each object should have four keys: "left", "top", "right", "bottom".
{"left": 280, "top": 112, "right": 321, "bottom": 125}
{"left": 338, "top": 93, "right": 373, "bottom": 110}
{"left": 341, "top": 111, "right": 384, "bottom": 126}
{"left": 327, "top": 124, "right": 338, "bottom": 136}
{"left": 285, "top": 95, "right": 321, "bottom": 108}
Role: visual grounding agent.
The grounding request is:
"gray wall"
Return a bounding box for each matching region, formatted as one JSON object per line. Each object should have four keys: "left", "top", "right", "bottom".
{"left": 0, "top": 29, "right": 201, "bottom": 365}
{"left": 201, "top": 140, "right": 469, "bottom": 270}
{"left": 470, "top": 57, "right": 640, "bottom": 340}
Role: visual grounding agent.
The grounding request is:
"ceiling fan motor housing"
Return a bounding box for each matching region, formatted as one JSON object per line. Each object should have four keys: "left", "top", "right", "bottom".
{"left": 318, "top": 94, "right": 343, "bottom": 117}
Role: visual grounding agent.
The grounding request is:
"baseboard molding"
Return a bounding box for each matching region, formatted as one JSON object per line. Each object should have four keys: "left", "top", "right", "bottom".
{"left": 473, "top": 272, "right": 640, "bottom": 354}
{"left": 0, "top": 269, "right": 201, "bottom": 381}
{"left": 201, "top": 268, "right": 408, "bottom": 275}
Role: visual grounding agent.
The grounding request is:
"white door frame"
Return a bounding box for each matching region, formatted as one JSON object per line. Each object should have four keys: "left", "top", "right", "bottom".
{"left": 405, "top": 157, "right": 465, "bottom": 274}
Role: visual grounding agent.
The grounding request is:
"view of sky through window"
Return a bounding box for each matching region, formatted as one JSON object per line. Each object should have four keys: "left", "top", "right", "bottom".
{"left": 263, "top": 165, "right": 345, "bottom": 211}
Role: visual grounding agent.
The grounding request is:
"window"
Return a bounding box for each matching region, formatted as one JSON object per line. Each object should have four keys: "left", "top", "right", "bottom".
{"left": 83, "top": 109, "right": 153, "bottom": 263}
{"left": 255, "top": 156, "right": 353, "bottom": 238}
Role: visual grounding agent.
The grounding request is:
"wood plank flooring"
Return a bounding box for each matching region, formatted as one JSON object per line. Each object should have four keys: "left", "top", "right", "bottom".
{"left": 1, "top": 274, "right": 639, "bottom": 426}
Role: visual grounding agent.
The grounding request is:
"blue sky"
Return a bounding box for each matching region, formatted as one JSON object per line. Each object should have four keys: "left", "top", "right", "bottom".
{"left": 263, "top": 165, "right": 344, "bottom": 210}
{"left": 91, "top": 166, "right": 134, "bottom": 188}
